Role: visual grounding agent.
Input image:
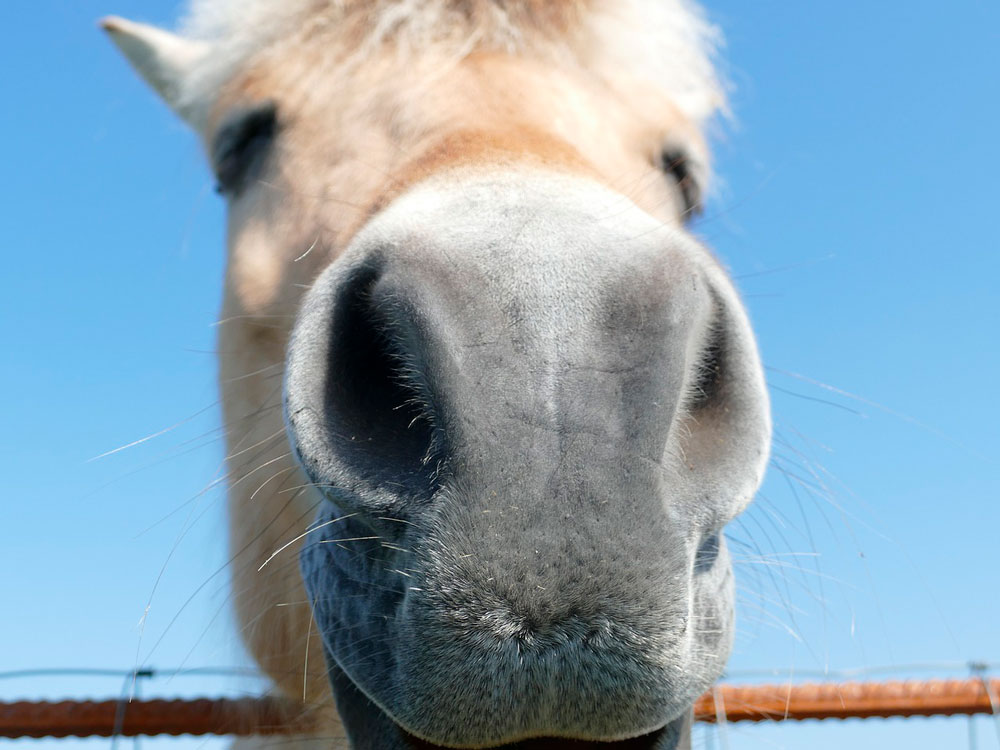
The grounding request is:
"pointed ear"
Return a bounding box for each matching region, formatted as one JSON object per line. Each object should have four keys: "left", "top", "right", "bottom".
{"left": 100, "top": 16, "right": 210, "bottom": 127}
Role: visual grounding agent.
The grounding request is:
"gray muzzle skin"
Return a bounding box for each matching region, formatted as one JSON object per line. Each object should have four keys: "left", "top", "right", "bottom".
{"left": 325, "top": 654, "right": 693, "bottom": 749}
{"left": 287, "top": 171, "right": 770, "bottom": 748}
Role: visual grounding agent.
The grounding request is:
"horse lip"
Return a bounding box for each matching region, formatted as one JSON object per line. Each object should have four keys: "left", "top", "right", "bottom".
{"left": 326, "top": 652, "right": 689, "bottom": 750}
{"left": 375, "top": 699, "right": 685, "bottom": 750}
{"left": 396, "top": 721, "right": 687, "bottom": 750}
{"left": 398, "top": 726, "right": 683, "bottom": 750}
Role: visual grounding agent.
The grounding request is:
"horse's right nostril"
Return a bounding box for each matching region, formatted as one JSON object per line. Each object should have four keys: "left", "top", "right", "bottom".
{"left": 325, "top": 266, "right": 443, "bottom": 492}
{"left": 287, "top": 263, "right": 445, "bottom": 505}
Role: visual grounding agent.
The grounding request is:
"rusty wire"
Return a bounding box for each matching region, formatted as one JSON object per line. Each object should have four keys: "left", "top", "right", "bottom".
{"left": 695, "top": 678, "right": 1000, "bottom": 723}
{"left": 0, "top": 696, "right": 318, "bottom": 739}
{"left": 2, "top": 678, "right": 999, "bottom": 738}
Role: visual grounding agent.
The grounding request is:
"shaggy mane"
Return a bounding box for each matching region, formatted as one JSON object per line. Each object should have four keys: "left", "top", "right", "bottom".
{"left": 177, "top": 0, "right": 725, "bottom": 125}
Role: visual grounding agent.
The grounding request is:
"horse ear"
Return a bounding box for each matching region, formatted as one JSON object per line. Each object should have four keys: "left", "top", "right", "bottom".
{"left": 100, "top": 16, "right": 209, "bottom": 126}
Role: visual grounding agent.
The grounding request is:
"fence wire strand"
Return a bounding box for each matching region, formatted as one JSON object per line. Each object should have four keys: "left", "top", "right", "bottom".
{"left": 3, "top": 678, "right": 1000, "bottom": 738}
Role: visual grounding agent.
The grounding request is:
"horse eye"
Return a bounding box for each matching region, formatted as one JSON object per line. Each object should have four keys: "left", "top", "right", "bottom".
{"left": 660, "top": 149, "right": 702, "bottom": 219}
{"left": 211, "top": 102, "right": 278, "bottom": 196}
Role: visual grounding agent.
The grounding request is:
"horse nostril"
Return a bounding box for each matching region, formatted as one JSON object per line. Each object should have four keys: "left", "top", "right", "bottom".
{"left": 685, "top": 306, "right": 725, "bottom": 411}
{"left": 307, "top": 264, "right": 444, "bottom": 498}
{"left": 694, "top": 532, "right": 721, "bottom": 573}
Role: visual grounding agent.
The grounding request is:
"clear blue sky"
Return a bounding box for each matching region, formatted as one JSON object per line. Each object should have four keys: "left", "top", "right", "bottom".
{"left": 1, "top": 2, "right": 997, "bottom": 749}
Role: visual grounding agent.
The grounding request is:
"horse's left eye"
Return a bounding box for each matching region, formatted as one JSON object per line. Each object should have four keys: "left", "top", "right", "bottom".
{"left": 660, "top": 149, "right": 702, "bottom": 219}
{"left": 211, "top": 102, "right": 278, "bottom": 196}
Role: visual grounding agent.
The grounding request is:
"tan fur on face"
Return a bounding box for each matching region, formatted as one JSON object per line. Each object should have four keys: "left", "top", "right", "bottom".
{"left": 209, "top": 8, "right": 715, "bottom": 746}
{"left": 181, "top": 0, "right": 723, "bottom": 125}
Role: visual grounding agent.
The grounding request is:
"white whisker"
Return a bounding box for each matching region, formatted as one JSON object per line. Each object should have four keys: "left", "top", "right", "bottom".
{"left": 258, "top": 514, "right": 359, "bottom": 572}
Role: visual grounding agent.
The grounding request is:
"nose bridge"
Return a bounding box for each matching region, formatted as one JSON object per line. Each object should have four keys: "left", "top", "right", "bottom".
{"left": 377, "top": 183, "right": 709, "bottom": 459}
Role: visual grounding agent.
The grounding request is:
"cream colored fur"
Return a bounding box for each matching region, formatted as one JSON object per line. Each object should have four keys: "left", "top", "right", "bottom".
{"left": 177, "top": 0, "right": 724, "bottom": 127}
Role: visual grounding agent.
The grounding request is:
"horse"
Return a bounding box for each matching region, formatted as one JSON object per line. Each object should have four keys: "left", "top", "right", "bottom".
{"left": 102, "top": 1, "right": 771, "bottom": 747}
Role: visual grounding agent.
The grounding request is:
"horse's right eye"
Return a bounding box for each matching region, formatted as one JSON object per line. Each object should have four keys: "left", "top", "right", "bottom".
{"left": 211, "top": 102, "right": 278, "bottom": 195}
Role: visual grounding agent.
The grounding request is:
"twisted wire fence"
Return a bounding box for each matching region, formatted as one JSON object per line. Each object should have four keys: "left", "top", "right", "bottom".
{"left": 2, "top": 664, "right": 998, "bottom": 739}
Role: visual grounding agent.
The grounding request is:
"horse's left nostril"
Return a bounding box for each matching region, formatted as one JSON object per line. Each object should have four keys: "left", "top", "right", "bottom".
{"left": 694, "top": 532, "right": 721, "bottom": 574}
{"left": 684, "top": 303, "right": 725, "bottom": 412}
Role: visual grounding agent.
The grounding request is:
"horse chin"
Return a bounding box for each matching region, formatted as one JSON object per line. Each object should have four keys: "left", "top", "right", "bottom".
{"left": 326, "top": 658, "right": 692, "bottom": 750}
